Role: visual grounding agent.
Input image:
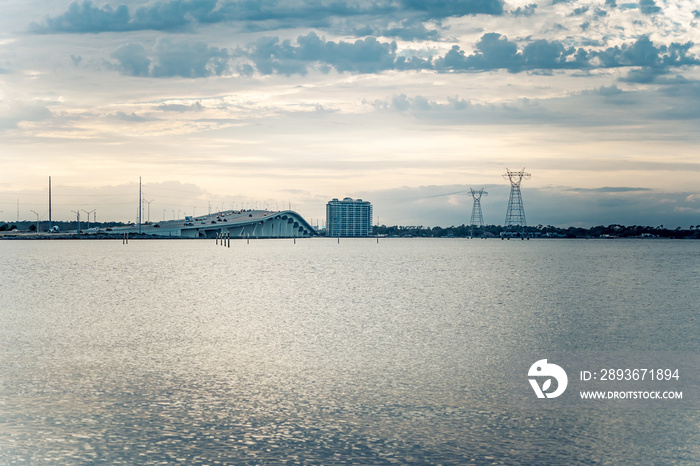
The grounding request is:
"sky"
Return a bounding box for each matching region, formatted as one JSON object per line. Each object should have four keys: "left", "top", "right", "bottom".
{"left": 1, "top": 0, "right": 699, "bottom": 228}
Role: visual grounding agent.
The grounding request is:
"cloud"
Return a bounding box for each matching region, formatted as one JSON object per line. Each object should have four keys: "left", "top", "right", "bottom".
{"left": 597, "top": 36, "right": 661, "bottom": 68}
{"left": 433, "top": 34, "right": 699, "bottom": 74}
{"left": 434, "top": 33, "right": 585, "bottom": 72}
{"left": 511, "top": 4, "right": 537, "bottom": 17}
{"left": 620, "top": 67, "right": 667, "bottom": 84}
{"left": 400, "top": 0, "right": 504, "bottom": 17}
{"left": 568, "top": 187, "right": 652, "bottom": 193}
{"left": 110, "top": 38, "right": 229, "bottom": 77}
{"left": 597, "top": 37, "right": 700, "bottom": 83}
{"left": 31, "top": 0, "right": 220, "bottom": 33}
{"left": 31, "top": 1, "right": 131, "bottom": 33}
{"left": 151, "top": 39, "right": 228, "bottom": 77}
{"left": 378, "top": 94, "right": 470, "bottom": 113}
{"left": 638, "top": 0, "right": 661, "bottom": 15}
{"left": 30, "top": 0, "right": 504, "bottom": 34}
{"left": 367, "top": 93, "right": 564, "bottom": 125}
{"left": 651, "top": 80, "right": 700, "bottom": 120}
{"left": 242, "top": 32, "right": 432, "bottom": 75}
{"left": 366, "top": 76, "right": 700, "bottom": 128}
{"left": 157, "top": 102, "right": 204, "bottom": 112}
{"left": 349, "top": 18, "right": 441, "bottom": 41}
{"left": 112, "top": 111, "right": 151, "bottom": 122}
{"left": 111, "top": 43, "right": 151, "bottom": 76}
{"left": 594, "top": 84, "right": 624, "bottom": 96}
{"left": 0, "top": 100, "right": 53, "bottom": 129}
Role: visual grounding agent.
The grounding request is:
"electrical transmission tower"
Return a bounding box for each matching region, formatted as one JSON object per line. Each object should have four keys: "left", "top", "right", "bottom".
{"left": 469, "top": 188, "right": 487, "bottom": 233}
{"left": 503, "top": 168, "right": 531, "bottom": 229}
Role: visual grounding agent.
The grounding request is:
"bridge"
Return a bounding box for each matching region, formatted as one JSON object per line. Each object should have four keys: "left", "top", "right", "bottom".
{"left": 117, "top": 210, "right": 316, "bottom": 238}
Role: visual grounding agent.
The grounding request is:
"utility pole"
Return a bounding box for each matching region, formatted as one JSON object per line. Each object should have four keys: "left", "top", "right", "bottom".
{"left": 71, "top": 210, "right": 81, "bottom": 234}
{"left": 143, "top": 199, "right": 154, "bottom": 223}
{"left": 48, "top": 176, "right": 52, "bottom": 231}
{"left": 503, "top": 168, "right": 531, "bottom": 234}
{"left": 138, "top": 177, "right": 142, "bottom": 234}
{"left": 469, "top": 188, "right": 488, "bottom": 237}
{"left": 82, "top": 209, "right": 95, "bottom": 230}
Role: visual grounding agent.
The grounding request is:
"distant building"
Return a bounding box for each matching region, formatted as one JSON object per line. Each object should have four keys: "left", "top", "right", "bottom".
{"left": 326, "top": 197, "right": 373, "bottom": 237}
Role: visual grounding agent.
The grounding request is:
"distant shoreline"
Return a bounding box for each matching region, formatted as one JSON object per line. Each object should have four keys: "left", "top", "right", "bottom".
{"left": 0, "top": 233, "right": 696, "bottom": 241}
{"left": 0, "top": 233, "right": 198, "bottom": 240}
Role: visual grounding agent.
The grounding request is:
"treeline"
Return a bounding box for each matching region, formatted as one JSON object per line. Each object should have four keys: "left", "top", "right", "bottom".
{"left": 372, "top": 224, "right": 700, "bottom": 239}
{"left": 4, "top": 220, "right": 699, "bottom": 239}
{"left": 0, "top": 220, "right": 130, "bottom": 232}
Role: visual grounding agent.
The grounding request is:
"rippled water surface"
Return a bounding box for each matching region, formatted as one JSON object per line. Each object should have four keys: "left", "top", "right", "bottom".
{"left": 1, "top": 238, "right": 698, "bottom": 464}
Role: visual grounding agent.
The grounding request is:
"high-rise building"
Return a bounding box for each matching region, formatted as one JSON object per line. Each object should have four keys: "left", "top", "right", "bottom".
{"left": 326, "top": 197, "right": 373, "bottom": 237}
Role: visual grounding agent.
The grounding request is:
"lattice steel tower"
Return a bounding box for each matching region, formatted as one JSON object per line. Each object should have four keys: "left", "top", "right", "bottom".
{"left": 469, "top": 188, "right": 487, "bottom": 227}
{"left": 503, "top": 168, "right": 531, "bottom": 228}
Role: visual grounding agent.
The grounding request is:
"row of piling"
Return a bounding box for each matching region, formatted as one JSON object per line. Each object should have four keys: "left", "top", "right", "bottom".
{"left": 216, "top": 232, "right": 299, "bottom": 245}
{"left": 121, "top": 232, "right": 381, "bottom": 245}
{"left": 216, "top": 232, "right": 232, "bottom": 247}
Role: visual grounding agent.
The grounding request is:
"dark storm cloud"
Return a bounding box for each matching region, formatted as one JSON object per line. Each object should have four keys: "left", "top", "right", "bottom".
{"left": 110, "top": 39, "right": 229, "bottom": 77}
{"left": 30, "top": 0, "right": 504, "bottom": 34}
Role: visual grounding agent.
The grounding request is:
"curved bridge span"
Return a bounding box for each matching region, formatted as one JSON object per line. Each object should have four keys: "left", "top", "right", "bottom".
{"left": 120, "top": 210, "right": 315, "bottom": 238}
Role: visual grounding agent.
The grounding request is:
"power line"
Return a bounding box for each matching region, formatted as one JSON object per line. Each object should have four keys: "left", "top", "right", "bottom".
{"left": 373, "top": 189, "right": 471, "bottom": 205}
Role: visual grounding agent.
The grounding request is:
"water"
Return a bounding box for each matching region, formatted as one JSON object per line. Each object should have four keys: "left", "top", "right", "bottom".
{"left": 0, "top": 238, "right": 698, "bottom": 464}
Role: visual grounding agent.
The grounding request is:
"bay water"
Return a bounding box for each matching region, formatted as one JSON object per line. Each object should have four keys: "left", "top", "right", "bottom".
{"left": 1, "top": 238, "right": 698, "bottom": 464}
